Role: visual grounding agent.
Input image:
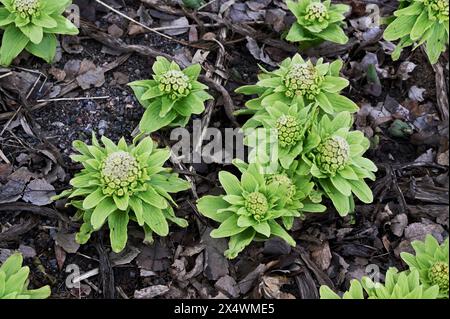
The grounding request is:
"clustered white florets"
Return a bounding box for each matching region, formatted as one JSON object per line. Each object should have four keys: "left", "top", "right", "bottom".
{"left": 100, "top": 151, "right": 142, "bottom": 196}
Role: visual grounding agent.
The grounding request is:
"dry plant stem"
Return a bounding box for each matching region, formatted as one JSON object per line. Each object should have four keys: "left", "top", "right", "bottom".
{"left": 432, "top": 62, "right": 449, "bottom": 121}
{"left": 95, "top": 0, "right": 204, "bottom": 49}
{"left": 199, "top": 75, "right": 238, "bottom": 127}
{"left": 0, "top": 72, "right": 12, "bottom": 80}
{"left": 36, "top": 96, "right": 110, "bottom": 103}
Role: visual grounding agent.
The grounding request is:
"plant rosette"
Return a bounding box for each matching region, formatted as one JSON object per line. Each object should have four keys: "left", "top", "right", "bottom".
{"left": 298, "top": 112, "right": 377, "bottom": 216}
{"left": 235, "top": 54, "right": 358, "bottom": 117}
{"left": 0, "top": 0, "right": 78, "bottom": 66}
{"left": 384, "top": 0, "right": 449, "bottom": 64}
{"left": 53, "top": 134, "right": 190, "bottom": 253}
{"left": 320, "top": 268, "right": 440, "bottom": 299}
{"left": 243, "top": 101, "right": 316, "bottom": 169}
{"left": 196, "top": 162, "right": 300, "bottom": 259}
{"left": 286, "top": 0, "right": 350, "bottom": 46}
{"left": 233, "top": 159, "right": 326, "bottom": 231}
{"left": 129, "top": 56, "right": 213, "bottom": 133}
{"left": 401, "top": 234, "right": 449, "bottom": 298}
{"left": 0, "top": 253, "right": 51, "bottom": 299}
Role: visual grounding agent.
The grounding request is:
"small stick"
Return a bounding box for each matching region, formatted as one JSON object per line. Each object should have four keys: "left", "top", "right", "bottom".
{"left": 95, "top": 0, "right": 180, "bottom": 43}
{"left": 0, "top": 72, "right": 12, "bottom": 80}
{"left": 36, "top": 96, "right": 110, "bottom": 103}
{"left": 199, "top": 0, "right": 219, "bottom": 11}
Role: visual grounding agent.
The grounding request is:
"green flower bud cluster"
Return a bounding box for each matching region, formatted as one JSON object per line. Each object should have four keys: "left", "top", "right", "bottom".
{"left": 245, "top": 192, "right": 269, "bottom": 222}
{"left": 316, "top": 136, "right": 350, "bottom": 174}
{"left": 100, "top": 151, "right": 143, "bottom": 197}
{"left": 424, "top": 0, "right": 449, "bottom": 21}
{"left": 269, "top": 174, "right": 296, "bottom": 201}
{"left": 276, "top": 115, "right": 302, "bottom": 147}
{"left": 12, "top": 0, "right": 40, "bottom": 18}
{"left": 284, "top": 62, "right": 323, "bottom": 100}
{"left": 305, "top": 2, "right": 329, "bottom": 22}
{"left": 428, "top": 261, "right": 449, "bottom": 294}
{"left": 158, "top": 70, "right": 192, "bottom": 100}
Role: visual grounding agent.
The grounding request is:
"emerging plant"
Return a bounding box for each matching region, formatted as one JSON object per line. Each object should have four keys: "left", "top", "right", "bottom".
{"left": 286, "top": 0, "right": 350, "bottom": 46}
{"left": 383, "top": 0, "right": 449, "bottom": 64}
{"left": 196, "top": 162, "right": 303, "bottom": 259}
{"left": 53, "top": 134, "right": 190, "bottom": 253}
{"left": 0, "top": 0, "right": 79, "bottom": 66}
{"left": 320, "top": 268, "right": 440, "bottom": 299}
{"left": 243, "top": 101, "right": 316, "bottom": 169}
{"left": 0, "top": 253, "right": 50, "bottom": 299}
{"left": 235, "top": 54, "right": 358, "bottom": 117}
{"left": 401, "top": 235, "right": 449, "bottom": 298}
{"left": 233, "top": 159, "right": 326, "bottom": 230}
{"left": 129, "top": 57, "right": 213, "bottom": 133}
{"left": 298, "top": 112, "right": 377, "bottom": 216}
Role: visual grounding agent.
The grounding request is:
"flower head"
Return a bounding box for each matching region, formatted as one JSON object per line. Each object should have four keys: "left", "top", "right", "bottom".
{"left": 158, "top": 69, "right": 192, "bottom": 100}
{"left": 305, "top": 2, "right": 329, "bottom": 22}
{"left": 284, "top": 62, "right": 323, "bottom": 100}
{"left": 423, "top": 0, "right": 449, "bottom": 22}
{"left": 428, "top": 261, "right": 449, "bottom": 294}
{"left": 245, "top": 192, "right": 269, "bottom": 222}
{"left": 276, "top": 115, "right": 302, "bottom": 147}
{"left": 12, "top": 0, "right": 40, "bottom": 17}
{"left": 100, "top": 151, "right": 143, "bottom": 196}
{"left": 269, "top": 174, "right": 296, "bottom": 200}
{"left": 316, "top": 136, "right": 350, "bottom": 174}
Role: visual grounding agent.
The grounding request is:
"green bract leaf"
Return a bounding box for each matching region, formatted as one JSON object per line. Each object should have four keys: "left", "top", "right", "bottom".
{"left": 236, "top": 54, "right": 358, "bottom": 117}
{"left": 53, "top": 133, "right": 190, "bottom": 253}
{"left": 0, "top": 0, "right": 79, "bottom": 66}
{"left": 383, "top": 0, "right": 449, "bottom": 64}
{"left": 0, "top": 253, "right": 50, "bottom": 299}
{"left": 401, "top": 235, "right": 449, "bottom": 298}
{"left": 286, "top": 0, "right": 349, "bottom": 46}
{"left": 197, "top": 162, "right": 308, "bottom": 259}
{"left": 129, "top": 57, "right": 212, "bottom": 133}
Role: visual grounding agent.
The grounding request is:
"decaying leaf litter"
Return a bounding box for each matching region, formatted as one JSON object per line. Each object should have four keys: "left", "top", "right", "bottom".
{"left": 0, "top": 0, "right": 448, "bottom": 299}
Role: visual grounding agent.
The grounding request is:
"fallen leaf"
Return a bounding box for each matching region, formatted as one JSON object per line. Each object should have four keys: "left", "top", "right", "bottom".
{"left": 22, "top": 178, "right": 55, "bottom": 206}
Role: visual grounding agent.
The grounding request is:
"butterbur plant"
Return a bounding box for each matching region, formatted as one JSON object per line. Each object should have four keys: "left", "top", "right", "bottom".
{"left": 129, "top": 57, "right": 213, "bottom": 133}
{"left": 286, "top": 0, "right": 349, "bottom": 46}
{"left": 53, "top": 134, "right": 190, "bottom": 253}
{"left": 0, "top": 0, "right": 79, "bottom": 66}
{"left": 320, "top": 268, "right": 440, "bottom": 299}
{"left": 298, "top": 112, "right": 377, "bottom": 216}
{"left": 0, "top": 253, "right": 50, "bottom": 299}
{"left": 400, "top": 235, "right": 449, "bottom": 298}
{"left": 383, "top": 0, "right": 449, "bottom": 64}
{"left": 235, "top": 54, "right": 358, "bottom": 117}
{"left": 196, "top": 162, "right": 301, "bottom": 259}
{"left": 243, "top": 101, "right": 315, "bottom": 169}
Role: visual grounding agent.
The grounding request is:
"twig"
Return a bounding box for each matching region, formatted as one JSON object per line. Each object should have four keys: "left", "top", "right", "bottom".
{"left": 0, "top": 72, "right": 12, "bottom": 80}
{"left": 36, "top": 96, "right": 110, "bottom": 103}
{"left": 199, "top": 75, "right": 238, "bottom": 127}
{"left": 198, "top": 0, "right": 219, "bottom": 11}
{"left": 94, "top": 0, "right": 200, "bottom": 49}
